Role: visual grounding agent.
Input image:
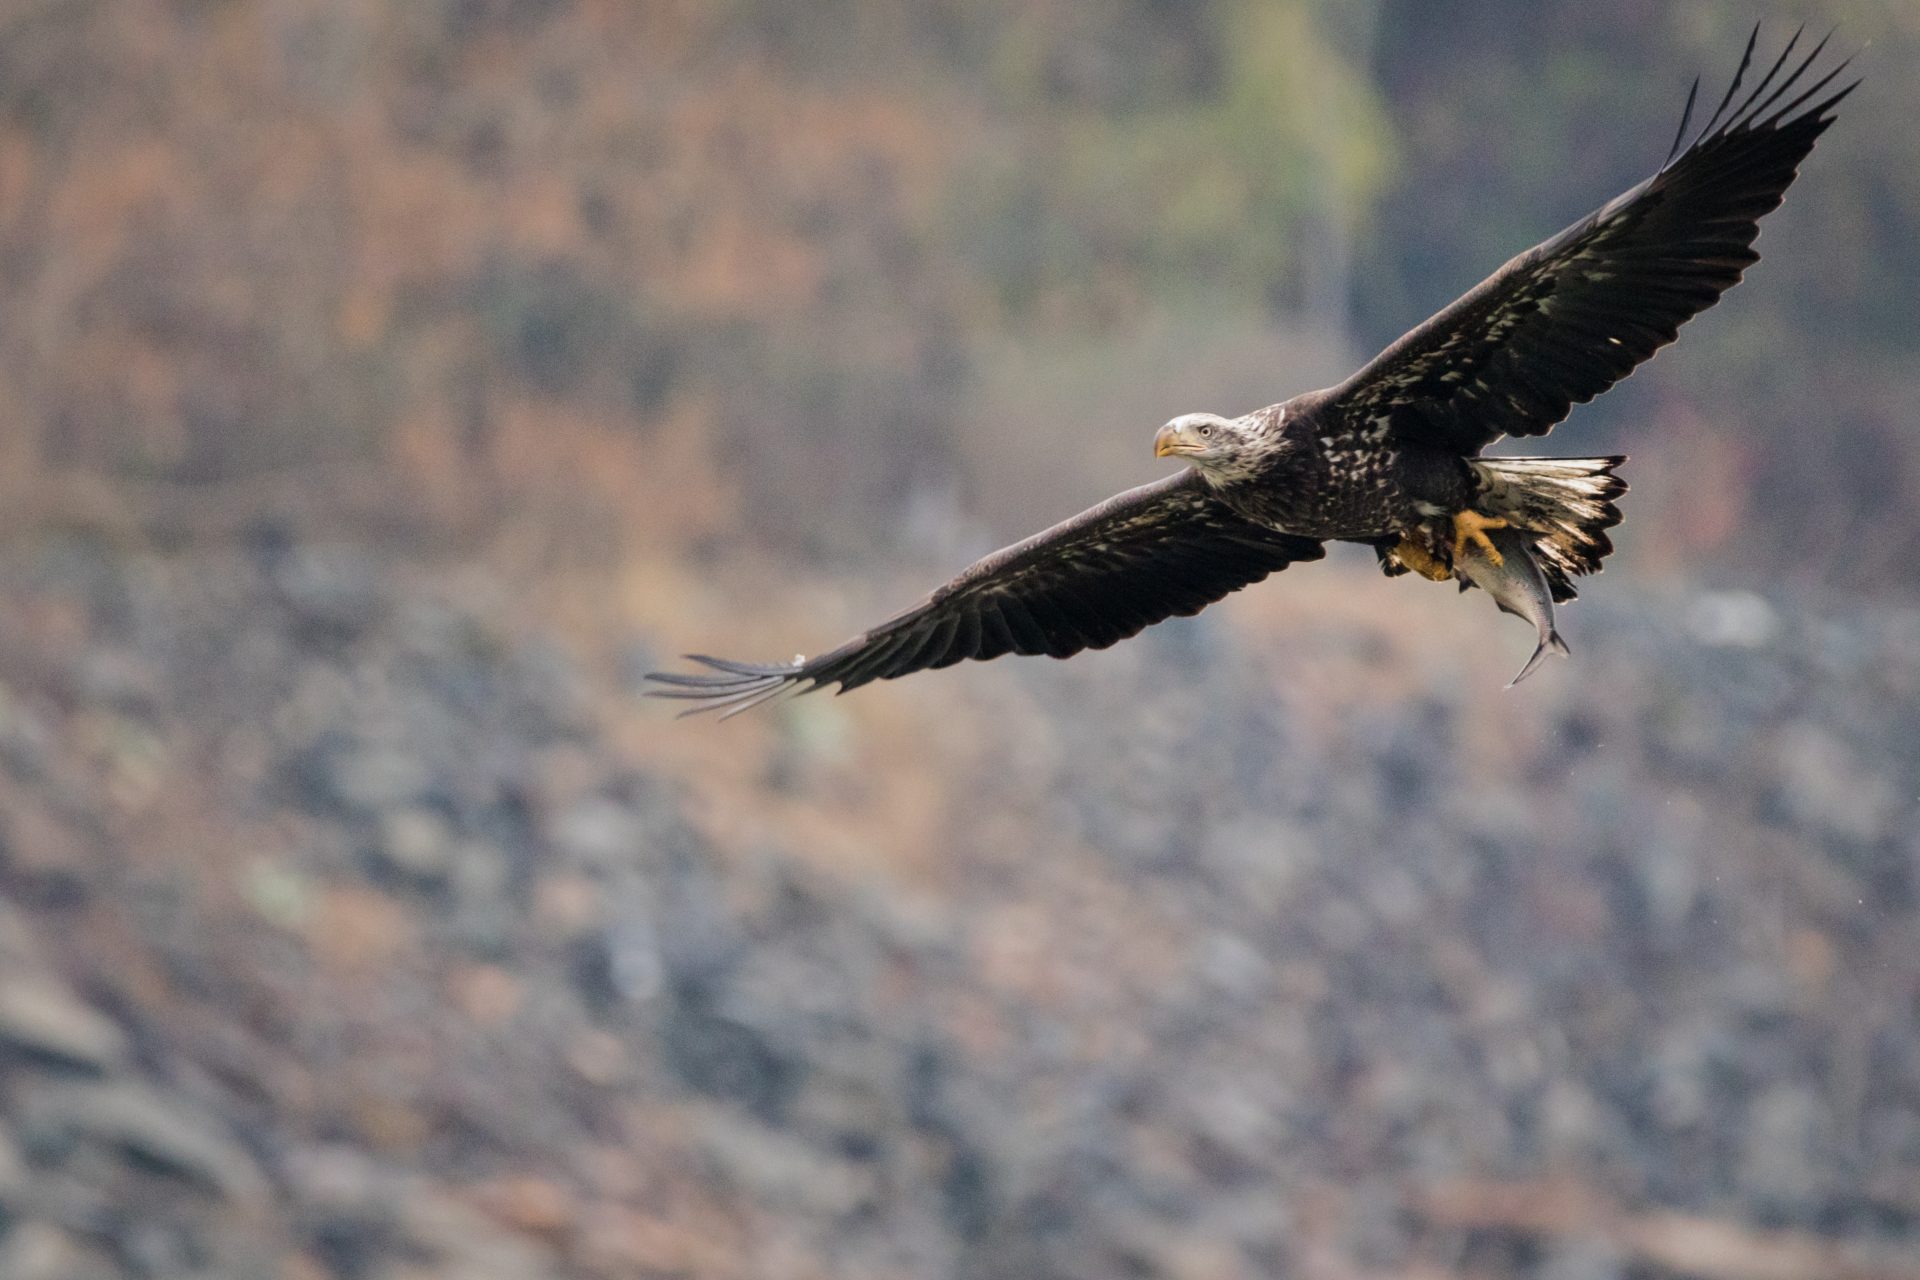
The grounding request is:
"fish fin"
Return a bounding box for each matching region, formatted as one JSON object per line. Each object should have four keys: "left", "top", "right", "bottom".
{"left": 1507, "top": 629, "right": 1570, "bottom": 688}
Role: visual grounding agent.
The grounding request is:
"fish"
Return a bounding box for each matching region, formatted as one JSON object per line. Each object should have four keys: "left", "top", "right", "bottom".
{"left": 1453, "top": 525, "right": 1569, "bottom": 687}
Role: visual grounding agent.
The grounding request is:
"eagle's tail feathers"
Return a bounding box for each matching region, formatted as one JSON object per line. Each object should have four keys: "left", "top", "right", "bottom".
{"left": 1469, "top": 455, "right": 1627, "bottom": 603}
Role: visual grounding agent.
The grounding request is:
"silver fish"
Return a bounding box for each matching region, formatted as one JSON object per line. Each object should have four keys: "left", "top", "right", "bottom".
{"left": 1454, "top": 525, "right": 1569, "bottom": 687}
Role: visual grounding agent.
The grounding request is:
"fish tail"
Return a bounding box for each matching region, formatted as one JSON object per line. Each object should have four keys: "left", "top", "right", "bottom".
{"left": 1508, "top": 627, "right": 1571, "bottom": 688}
{"left": 1469, "top": 456, "right": 1627, "bottom": 603}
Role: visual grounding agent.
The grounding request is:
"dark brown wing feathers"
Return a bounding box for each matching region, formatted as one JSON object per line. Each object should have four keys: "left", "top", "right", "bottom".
{"left": 647, "top": 472, "right": 1324, "bottom": 716}
{"left": 1332, "top": 27, "right": 1856, "bottom": 454}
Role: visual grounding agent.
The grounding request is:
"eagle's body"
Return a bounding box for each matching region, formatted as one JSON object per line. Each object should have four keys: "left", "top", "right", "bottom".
{"left": 651, "top": 31, "right": 1855, "bottom": 717}
{"left": 1205, "top": 397, "right": 1470, "bottom": 540}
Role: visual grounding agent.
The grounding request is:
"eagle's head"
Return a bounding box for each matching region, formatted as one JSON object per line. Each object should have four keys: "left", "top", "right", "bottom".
{"left": 1153, "top": 412, "right": 1263, "bottom": 483}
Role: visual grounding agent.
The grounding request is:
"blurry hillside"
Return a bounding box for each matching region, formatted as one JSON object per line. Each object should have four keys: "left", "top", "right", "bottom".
{"left": 4, "top": 1, "right": 1916, "bottom": 579}
{"left": 0, "top": 1, "right": 1915, "bottom": 1278}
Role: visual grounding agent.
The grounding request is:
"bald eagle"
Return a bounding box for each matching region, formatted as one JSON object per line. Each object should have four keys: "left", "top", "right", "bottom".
{"left": 650, "top": 30, "right": 1854, "bottom": 717}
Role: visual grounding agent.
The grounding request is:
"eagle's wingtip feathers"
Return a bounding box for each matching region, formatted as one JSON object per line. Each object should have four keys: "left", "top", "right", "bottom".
{"left": 642, "top": 650, "right": 815, "bottom": 717}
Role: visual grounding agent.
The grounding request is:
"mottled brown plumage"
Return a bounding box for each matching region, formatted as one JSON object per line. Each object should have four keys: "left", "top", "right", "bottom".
{"left": 651, "top": 29, "right": 1853, "bottom": 716}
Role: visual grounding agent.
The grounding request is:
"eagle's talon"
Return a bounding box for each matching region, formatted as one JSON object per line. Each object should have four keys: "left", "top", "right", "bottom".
{"left": 1391, "top": 536, "right": 1452, "bottom": 582}
{"left": 1452, "top": 511, "right": 1511, "bottom": 565}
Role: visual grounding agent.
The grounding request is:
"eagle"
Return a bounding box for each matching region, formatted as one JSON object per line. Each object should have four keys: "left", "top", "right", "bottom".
{"left": 650, "top": 30, "right": 1854, "bottom": 718}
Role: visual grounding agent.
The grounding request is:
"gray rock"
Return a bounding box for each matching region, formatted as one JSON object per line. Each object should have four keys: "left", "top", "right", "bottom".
{"left": 663, "top": 990, "right": 805, "bottom": 1123}
{"left": 323, "top": 742, "right": 433, "bottom": 816}
{"left": 70, "top": 648, "right": 161, "bottom": 718}
{"left": 549, "top": 796, "right": 643, "bottom": 867}
{"left": 273, "top": 544, "right": 388, "bottom": 640}
{"left": 0, "top": 1121, "right": 28, "bottom": 1203}
{"left": 1540, "top": 1238, "right": 1629, "bottom": 1280}
{"left": 17, "top": 1081, "right": 267, "bottom": 1204}
{"left": 1774, "top": 723, "right": 1900, "bottom": 842}
{"left": 693, "top": 1104, "right": 876, "bottom": 1217}
{"left": 1687, "top": 589, "right": 1779, "bottom": 649}
{"left": 1741, "top": 1083, "right": 1830, "bottom": 1208}
{"left": 0, "top": 683, "right": 53, "bottom": 779}
{"left": 116, "top": 1217, "right": 198, "bottom": 1279}
{"left": 284, "top": 1141, "right": 396, "bottom": 1211}
{"left": 400, "top": 1190, "right": 563, "bottom": 1279}
{"left": 0, "top": 1223, "right": 116, "bottom": 1280}
{"left": 0, "top": 803, "right": 95, "bottom": 903}
{"left": 0, "top": 975, "right": 128, "bottom": 1075}
{"left": 0, "top": 900, "right": 54, "bottom": 967}
{"left": 373, "top": 807, "right": 457, "bottom": 885}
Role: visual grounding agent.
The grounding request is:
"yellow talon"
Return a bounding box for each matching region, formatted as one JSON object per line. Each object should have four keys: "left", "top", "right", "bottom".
{"left": 1391, "top": 536, "right": 1452, "bottom": 582}
{"left": 1451, "top": 510, "right": 1510, "bottom": 565}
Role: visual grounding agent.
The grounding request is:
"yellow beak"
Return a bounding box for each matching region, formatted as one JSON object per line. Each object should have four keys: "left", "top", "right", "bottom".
{"left": 1154, "top": 424, "right": 1185, "bottom": 458}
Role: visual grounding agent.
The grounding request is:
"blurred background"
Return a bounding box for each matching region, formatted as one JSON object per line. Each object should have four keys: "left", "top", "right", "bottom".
{"left": 0, "top": 1, "right": 1914, "bottom": 1277}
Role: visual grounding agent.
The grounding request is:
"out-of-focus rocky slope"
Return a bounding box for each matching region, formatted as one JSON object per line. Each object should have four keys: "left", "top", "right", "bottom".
{"left": 0, "top": 534, "right": 1914, "bottom": 1280}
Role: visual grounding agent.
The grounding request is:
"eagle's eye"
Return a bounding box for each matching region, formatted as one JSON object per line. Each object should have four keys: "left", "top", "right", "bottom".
{"left": 1199, "top": 424, "right": 1213, "bottom": 437}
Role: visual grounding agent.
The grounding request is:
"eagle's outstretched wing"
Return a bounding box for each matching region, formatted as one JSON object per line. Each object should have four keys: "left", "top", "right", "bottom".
{"left": 1329, "top": 27, "right": 1856, "bottom": 455}
{"left": 647, "top": 471, "right": 1324, "bottom": 717}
